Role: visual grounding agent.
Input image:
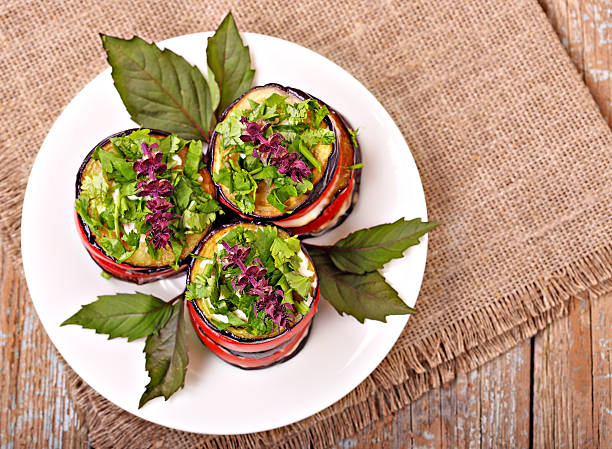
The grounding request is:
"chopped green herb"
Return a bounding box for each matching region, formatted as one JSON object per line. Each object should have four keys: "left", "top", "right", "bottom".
{"left": 342, "top": 162, "right": 364, "bottom": 170}
{"left": 75, "top": 130, "right": 221, "bottom": 269}
{"left": 186, "top": 225, "right": 315, "bottom": 336}
{"left": 213, "top": 94, "right": 335, "bottom": 214}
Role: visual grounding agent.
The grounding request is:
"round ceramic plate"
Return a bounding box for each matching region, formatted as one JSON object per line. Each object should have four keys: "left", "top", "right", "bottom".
{"left": 21, "top": 32, "right": 428, "bottom": 434}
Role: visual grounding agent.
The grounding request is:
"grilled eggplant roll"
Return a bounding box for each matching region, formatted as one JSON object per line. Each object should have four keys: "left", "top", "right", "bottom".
{"left": 75, "top": 128, "right": 221, "bottom": 284}
{"left": 186, "top": 222, "right": 320, "bottom": 369}
{"left": 210, "top": 84, "right": 361, "bottom": 237}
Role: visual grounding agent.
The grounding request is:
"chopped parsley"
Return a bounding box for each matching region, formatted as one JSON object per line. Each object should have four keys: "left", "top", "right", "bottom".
{"left": 76, "top": 129, "right": 221, "bottom": 267}
{"left": 186, "top": 225, "right": 315, "bottom": 335}
{"left": 213, "top": 94, "right": 335, "bottom": 214}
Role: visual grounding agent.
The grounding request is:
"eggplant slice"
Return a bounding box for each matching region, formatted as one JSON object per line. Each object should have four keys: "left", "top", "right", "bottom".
{"left": 187, "top": 222, "right": 318, "bottom": 342}
{"left": 210, "top": 84, "right": 361, "bottom": 237}
{"left": 75, "top": 128, "right": 217, "bottom": 283}
{"left": 186, "top": 221, "right": 320, "bottom": 369}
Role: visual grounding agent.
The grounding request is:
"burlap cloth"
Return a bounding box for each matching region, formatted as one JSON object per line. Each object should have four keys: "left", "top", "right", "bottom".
{"left": 3, "top": 0, "right": 612, "bottom": 447}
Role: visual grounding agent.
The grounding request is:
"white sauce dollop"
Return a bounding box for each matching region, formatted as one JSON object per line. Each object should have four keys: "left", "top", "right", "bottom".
{"left": 123, "top": 222, "right": 136, "bottom": 234}
{"left": 234, "top": 309, "right": 248, "bottom": 321}
{"left": 297, "top": 250, "right": 315, "bottom": 278}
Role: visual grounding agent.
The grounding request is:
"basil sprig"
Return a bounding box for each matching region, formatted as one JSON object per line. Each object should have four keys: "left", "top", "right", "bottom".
{"left": 102, "top": 12, "right": 253, "bottom": 141}
{"left": 304, "top": 219, "right": 439, "bottom": 322}
{"left": 64, "top": 13, "right": 440, "bottom": 409}
{"left": 62, "top": 293, "right": 187, "bottom": 408}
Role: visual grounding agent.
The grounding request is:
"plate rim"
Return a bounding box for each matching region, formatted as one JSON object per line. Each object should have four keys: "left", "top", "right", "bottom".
{"left": 21, "top": 31, "right": 429, "bottom": 435}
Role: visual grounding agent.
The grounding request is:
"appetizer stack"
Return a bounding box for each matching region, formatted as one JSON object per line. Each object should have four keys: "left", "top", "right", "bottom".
{"left": 75, "top": 86, "right": 360, "bottom": 368}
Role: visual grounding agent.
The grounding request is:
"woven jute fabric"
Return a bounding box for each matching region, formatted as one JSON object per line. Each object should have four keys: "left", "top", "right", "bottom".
{"left": 3, "top": 0, "right": 612, "bottom": 447}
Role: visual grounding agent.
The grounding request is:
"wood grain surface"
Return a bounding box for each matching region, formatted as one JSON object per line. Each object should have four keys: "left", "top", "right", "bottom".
{"left": 2, "top": 1, "right": 612, "bottom": 448}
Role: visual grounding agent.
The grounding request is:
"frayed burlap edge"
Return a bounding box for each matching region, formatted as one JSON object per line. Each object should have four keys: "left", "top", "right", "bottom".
{"left": 62, "top": 244, "right": 612, "bottom": 449}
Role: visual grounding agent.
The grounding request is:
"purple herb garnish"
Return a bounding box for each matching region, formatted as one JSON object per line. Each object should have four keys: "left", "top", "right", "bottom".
{"left": 220, "top": 241, "right": 250, "bottom": 271}
{"left": 233, "top": 265, "right": 266, "bottom": 293}
{"left": 254, "top": 295, "right": 295, "bottom": 330}
{"left": 144, "top": 211, "right": 180, "bottom": 228}
{"left": 240, "top": 118, "right": 312, "bottom": 183}
{"left": 269, "top": 148, "right": 311, "bottom": 183}
{"left": 146, "top": 197, "right": 173, "bottom": 212}
{"left": 137, "top": 179, "right": 174, "bottom": 198}
{"left": 135, "top": 143, "right": 177, "bottom": 250}
{"left": 146, "top": 227, "right": 172, "bottom": 250}
{"left": 220, "top": 239, "right": 297, "bottom": 330}
{"left": 133, "top": 142, "right": 165, "bottom": 180}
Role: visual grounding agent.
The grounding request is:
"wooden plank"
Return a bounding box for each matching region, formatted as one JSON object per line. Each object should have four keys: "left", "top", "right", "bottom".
{"left": 478, "top": 340, "right": 531, "bottom": 449}
{"left": 332, "top": 341, "right": 530, "bottom": 449}
{"left": 539, "top": 0, "right": 585, "bottom": 72}
{"left": 532, "top": 294, "right": 595, "bottom": 449}
{"left": 0, "top": 242, "right": 87, "bottom": 448}
{"left": 542, "top": 0, "right": 612, "bottom": 122}
{"left": 590, "top": 291, "right": 612, "bottom": 447}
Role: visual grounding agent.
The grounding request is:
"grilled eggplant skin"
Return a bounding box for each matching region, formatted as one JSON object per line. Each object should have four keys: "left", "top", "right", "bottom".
{"left": 75, "top": 128, "right": 217, "bottom": 284}
{"left": 186, "top": 221, "right": 320, "bottom": 368}
{"left": 209, "top": 83, "right": 361, "bottom": 237}
{"left": 187, "top": 309, "right": 314, "bottom": 370}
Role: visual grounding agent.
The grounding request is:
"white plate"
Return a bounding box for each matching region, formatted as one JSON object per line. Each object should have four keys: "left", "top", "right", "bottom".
{"left": 21, "top": 32, "right": 428, "bottom": 435}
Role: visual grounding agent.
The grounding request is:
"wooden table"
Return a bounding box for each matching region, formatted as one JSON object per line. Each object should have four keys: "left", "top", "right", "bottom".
{"left": 1, "top": 1, "right": 610, "bottom": 448}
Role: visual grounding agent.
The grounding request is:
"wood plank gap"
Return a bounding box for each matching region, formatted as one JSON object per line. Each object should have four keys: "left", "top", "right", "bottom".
{"left": 529, "top": 336, "right": 536, "bottom": 449}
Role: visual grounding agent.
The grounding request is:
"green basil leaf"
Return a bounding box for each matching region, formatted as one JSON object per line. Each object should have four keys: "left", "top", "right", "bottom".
{"left": 206, "top": 12, "right": 255, "bottom": 115}
{"left": 325, "top": 218, "right": 440, "bottom": 274}
{"left": 207, "top": 66, "right": 221, "bottom": 114}
{"left": 61, "top": 293, "right": 174, "bottom": 342}
{"left": 309, "top": 248, "right": 415, "bottom": 323}
{"left": 139, "top": 301, "right": 188, "bottom": 408}
{"left": 101, "top": 35, "right": 214, "bottom": 141}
